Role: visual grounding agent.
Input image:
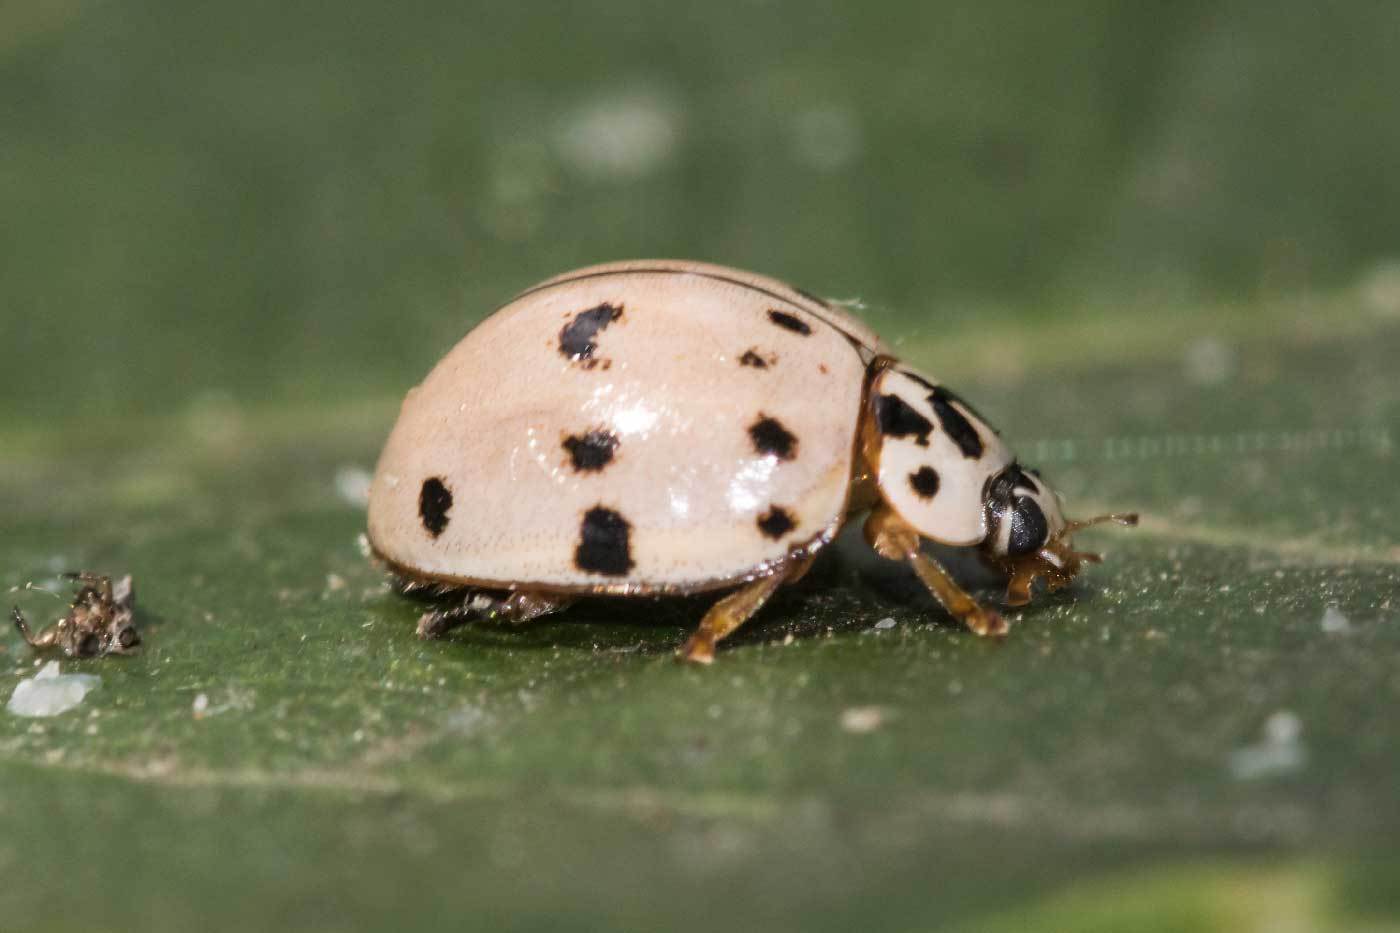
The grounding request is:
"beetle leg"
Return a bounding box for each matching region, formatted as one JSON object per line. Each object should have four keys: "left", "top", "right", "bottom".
{"left": 417, "top": 590, "right": 572, "bottom": 639}
{"left": 494, "top": 591, "right": 574, "bottom": 627}
{"left": 11, "top": 606, "right": 59, "bottom": 650}
{"left": 864, "top": 505, "right": 1008, "bottom": 637}
{"left": 679, "top": 554, "right": 814, "bottom": 665}
{"left": 62, "top": 572, "right": 113, "bottom": 605}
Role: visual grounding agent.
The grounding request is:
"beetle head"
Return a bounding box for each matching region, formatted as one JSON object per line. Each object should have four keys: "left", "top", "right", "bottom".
{"left": 980, "top": 463, "right": 1137, "bottom": 606}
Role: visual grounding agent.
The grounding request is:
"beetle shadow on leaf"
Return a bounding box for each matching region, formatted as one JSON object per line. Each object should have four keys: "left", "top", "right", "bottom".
{"left": 423, "top": 597, "right": 698, "bottom": 657}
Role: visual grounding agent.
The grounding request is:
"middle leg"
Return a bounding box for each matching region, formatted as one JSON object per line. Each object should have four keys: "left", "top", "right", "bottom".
{"left": 679, "top": 555, "right": 815, "bottom": 665}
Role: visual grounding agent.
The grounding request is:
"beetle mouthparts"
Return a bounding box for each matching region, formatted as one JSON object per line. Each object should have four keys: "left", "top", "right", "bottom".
{"left": 995, "top": 512, "right": 1137, "bottom": 607}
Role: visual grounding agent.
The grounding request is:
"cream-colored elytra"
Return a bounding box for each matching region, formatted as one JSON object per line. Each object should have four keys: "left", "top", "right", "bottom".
{"left": 368, "top": 262, "right": 872, "bottom": 593}
{"left": 524, "top": 259, "right": 886, "bottom": 353}
{"left": 869, "top": 365, "right": 1014, "bottom": 547}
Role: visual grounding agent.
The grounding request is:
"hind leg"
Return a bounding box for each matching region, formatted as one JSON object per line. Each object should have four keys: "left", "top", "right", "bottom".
{"left": 417, "top": 590, "right": 573, "bottom": 639}
{"left": 679, "top": 555, "right": 814, "bottom": 665}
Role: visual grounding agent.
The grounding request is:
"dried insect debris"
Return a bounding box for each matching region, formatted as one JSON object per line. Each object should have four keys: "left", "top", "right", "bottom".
{"left": 11, "top": 573, "right": 141, "bottom": 659}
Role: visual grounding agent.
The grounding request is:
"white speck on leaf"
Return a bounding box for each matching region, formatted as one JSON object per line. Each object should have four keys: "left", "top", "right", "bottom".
{"left": 334, "top": 466, "right": 372, "bottom": 508}
{"left": 1229, "top": 710, "right": 1307, "bottom": 781}
{"left": 1320, "top": 605, "right": 1351, "bottom": 634}
{"left": 840, "top": 706, "right": 887, "bottom": 734}
{"left": 1183, "top": 337, "right": 1236, "bottom": 386}
{"left": 7, "top": 662, "right": 100, "bottom": 718}
{"left": 872, "top": 617, "right": 897, "bottom": 631}
{"left": 555, "top": 87, "right": 681, "bottom": 180}
{"left": 191, "top": 686, "right": 255, "bottom": 719}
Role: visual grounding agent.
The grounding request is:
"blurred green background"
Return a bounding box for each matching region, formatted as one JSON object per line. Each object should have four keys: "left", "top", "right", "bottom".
{"left": 3, "top": 2, "right": 1399, "bottom": 931}
{"left": 5, "top": 0, "right": 1400, "bottom": 421}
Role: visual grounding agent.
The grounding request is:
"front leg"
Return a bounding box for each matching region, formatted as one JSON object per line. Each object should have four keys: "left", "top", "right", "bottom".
{"left": 417, "top": 590, "right": 573, "bottom": 639}
{"left": 864, "top": 505, "right": 1007, "bottom": 637}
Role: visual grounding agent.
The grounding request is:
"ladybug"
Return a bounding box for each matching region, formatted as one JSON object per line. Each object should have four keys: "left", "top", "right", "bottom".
{"left": 367, "top": 260, "right": 1136, "bottom": 663}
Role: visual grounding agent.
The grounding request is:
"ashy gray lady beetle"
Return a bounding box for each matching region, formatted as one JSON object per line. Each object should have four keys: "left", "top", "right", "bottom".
{"left": 367, "top": 260, "right": 1136, "bottom": 663}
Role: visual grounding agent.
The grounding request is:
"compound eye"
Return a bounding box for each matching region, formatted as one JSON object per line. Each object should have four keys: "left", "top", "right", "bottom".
{"left": 116, "top": 626, "right": 140, "bottom": 649}
{"left": 1006, "top": 496, "right": 1049, "bottom": 557}
{"left": 77, "top": 633, "right": 102, "bottom": 657}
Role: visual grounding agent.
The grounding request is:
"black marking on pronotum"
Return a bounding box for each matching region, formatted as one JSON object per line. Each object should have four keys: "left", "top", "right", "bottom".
{"left": 900, "top": 370, "right": 1001, "bottom": 437}
{"left": 739, "top": 349, "right": 773, "bottom": 369}
{"left": 562, "top": 430, "right": 619, "bottom": 472}
{"left": 875, "top": 394, "right": 933, "bottom": 447}
{"left": 559, "top": 303, "right": 623, "bottom": 361}
{"left": 792, "top": 285, "right": 831, "bottom": 309}
{"left": 766, "top": 309, "right": 812, "bottom": 336}
{"left": 575, "top": 506, "right": 634, "bottom": 576}
{"left": 748, "top": 415, "right": 798, "bottom": 461}
{"left": 756, "top": 506, "right": 796, "bottom": 539}
{"left": 419, "top": 477, "right": 453, "bottom": 538}
{"left": 928, "top": 387, "right": 985, "bottom": 459}
{"left": 987, "top": 463, "right": 1037, "bottom": 502}
{"left": 908, "top": 466, "right": 940, "bottom": 499}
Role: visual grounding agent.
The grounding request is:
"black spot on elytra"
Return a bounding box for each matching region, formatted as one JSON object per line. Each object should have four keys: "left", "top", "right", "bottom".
{"left": 766, "top": 309, "right": 812, "bottom": 335}
{"left": 756, "top": 506, "right": 795, "bottom": 539}
{"left": 749, "top": 415, "right": 798, "bottom": 461}
{"left": 909, "top": 466, "right": 940, "bottom": 499}
{"left": 575, "top": 507, "right": 634, "bottom": 576}
{"left": 419, "top": 477, "right": 453, "bottom": 538}
{"left": 559, "top": 303, "right": 623, "bottom": 361}
{"left": 563, "top": 430, "right": 619, "bottom": 472}
{"left": 875, "top": 394, "right": 934, "bottom": 447}
{"left": 739, "top": 349, "right": 774, "bottom": 368}
{"left": 926, "top": 387, "right": 985, "bottom": 459}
